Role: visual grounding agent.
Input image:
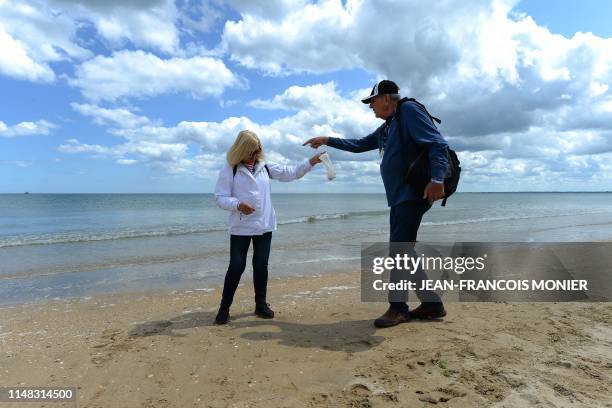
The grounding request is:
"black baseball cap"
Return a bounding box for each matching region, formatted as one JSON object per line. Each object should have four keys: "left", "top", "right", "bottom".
{"left": 361, "top": 80, "right": 400, "bottom": 104}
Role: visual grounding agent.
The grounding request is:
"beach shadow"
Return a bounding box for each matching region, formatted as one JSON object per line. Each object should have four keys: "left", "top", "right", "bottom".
{"left": 127, "top": 311, "right": 253, "bottom": 337}
{"left": 129, "top": 308, "right": 447, "bottom": 352}
{"left": 230, "top": 319, "right": 385, "bottom": 352}
{"left": 128, "top": 312, "right": 385, "bottom": 352}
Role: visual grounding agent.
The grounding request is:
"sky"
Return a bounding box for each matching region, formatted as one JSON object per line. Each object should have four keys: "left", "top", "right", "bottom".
{"left": 1, "top": 0, "right": 611, "bottom": 193}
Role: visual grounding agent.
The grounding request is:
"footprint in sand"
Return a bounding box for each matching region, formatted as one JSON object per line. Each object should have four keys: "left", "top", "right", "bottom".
{"left": 90, "top": 328, "right": 136, "bottom": 367}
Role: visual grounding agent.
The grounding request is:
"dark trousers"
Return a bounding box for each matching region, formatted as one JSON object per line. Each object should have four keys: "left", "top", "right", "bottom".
{"left": 220, "top": 232, "right": 272, "bottom": 309}
{"left": 388, "top": 200, "right": 442, "bottom": 310}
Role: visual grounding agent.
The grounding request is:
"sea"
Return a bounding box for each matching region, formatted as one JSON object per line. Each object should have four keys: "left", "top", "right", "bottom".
{"left": 1, "top": 193, "right": 612, "bottom": 305}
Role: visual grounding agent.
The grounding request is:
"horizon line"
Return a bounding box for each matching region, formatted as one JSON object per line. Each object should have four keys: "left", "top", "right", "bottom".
{"left": 2, "top": 191, "right": 611, "bottom": 195}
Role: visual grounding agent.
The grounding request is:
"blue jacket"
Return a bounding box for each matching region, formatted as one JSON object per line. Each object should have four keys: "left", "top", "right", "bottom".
{"left": 327, "top": 100, "right": 449, "bottom": 207}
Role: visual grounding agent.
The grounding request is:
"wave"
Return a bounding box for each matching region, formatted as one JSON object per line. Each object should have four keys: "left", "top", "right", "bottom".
{"left": 1, "top": 209, "right": 606, "bottom": 248}
{"left": 277, "top": 210, "right": 393, "bottom": 226}
{"left": 421, "top": 211, "right": 608, "bottom": 227}
{"left": 0, "top": 225, "right": 229, "bottom": 249}
{"left": 0, "top": 211, "right": 375, "bottom": 248}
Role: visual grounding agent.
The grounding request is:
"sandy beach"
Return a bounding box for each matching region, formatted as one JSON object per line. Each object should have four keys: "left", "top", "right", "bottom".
{"left": 1, "top": 271, "right": 611, "bottom": 408}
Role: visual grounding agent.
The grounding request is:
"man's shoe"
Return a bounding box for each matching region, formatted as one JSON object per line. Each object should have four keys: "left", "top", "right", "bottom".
{"left": 374, "top": 306, "right": 411, "bottom": 328}
{"left": 255, "top": 303, "right": 275, "bottom": 319}
{"left": 214, "top": 307, "right": 230, "bottom": 325}
{"left": 409, "top": 303, "right": 446, "bottom": 320}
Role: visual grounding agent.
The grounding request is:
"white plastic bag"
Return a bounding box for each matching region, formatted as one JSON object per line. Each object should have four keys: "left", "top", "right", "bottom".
{"left": 319, "top": 152, "right": 336, "bottom": 180}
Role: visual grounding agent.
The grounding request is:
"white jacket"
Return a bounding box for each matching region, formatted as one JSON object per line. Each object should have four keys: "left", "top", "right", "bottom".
{"left": 214, "top": 160, "right": 313, "bottom": 235}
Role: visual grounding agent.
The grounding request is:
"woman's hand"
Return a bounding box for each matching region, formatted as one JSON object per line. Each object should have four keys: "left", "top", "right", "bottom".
{"left": 238, "top": 202, "right": 255, "bottom": 214}
{"left": 303, "top": 136, "right": 329, "bottom": 148}
{"left": 309, "top": 151, "right": 326, "bottom": 166}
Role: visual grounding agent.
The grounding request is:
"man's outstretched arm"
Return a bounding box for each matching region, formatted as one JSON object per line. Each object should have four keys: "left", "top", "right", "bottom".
{"left": 303, "top": 130, "right": 379, "bottom": 153}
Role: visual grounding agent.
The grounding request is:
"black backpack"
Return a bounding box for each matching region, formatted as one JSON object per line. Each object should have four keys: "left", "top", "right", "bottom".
{"left": 395, "top": 97, "right": 461, "bottom": 207}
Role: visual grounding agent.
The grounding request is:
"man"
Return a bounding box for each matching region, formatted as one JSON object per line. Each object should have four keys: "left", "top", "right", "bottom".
{"left": 303, "top": 80, "right": 448, "bottom": 328}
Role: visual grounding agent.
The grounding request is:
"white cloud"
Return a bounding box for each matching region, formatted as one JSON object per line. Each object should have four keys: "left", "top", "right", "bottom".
{"left": 0, "top": 24, "right": 54, "bottom": 82}
{"left": 0, "top": 1, "right": 91, "bottom": 82}
{"left": 58, "top": 81, "right": 612, "bottom": 190}
{"left": 0, "top": 120, "right": 56, "bottom": 137}
{"left": 221, "top": 0, "right": 612, "bottom": 143}
{"left": 71, "top": 103, "right": 151, "bottom": 128}
{"left": 58, "top": 138, "right": 111, "bottom": 154}
{"left": 49, "top": 0, "right": 180, "bottom": 54}
{"left": 0, "top": 0, "right": 600, "bottom": 191}
{"left": 111, "top": 81, "right": 379, "bottom": 162}
{"left": 179, "top": 0, "right": 224, "bottom": 34}
{"left": 117, "top": 159, "right": 138, "bottom": 165}
{"left": 58, "top": 82, "right": 379, "bottom": 176}
{"left": 0, "top": 160, "right": 34, "bottom": 168}
{"left": 59, "top": 138, "right": 188, "bottom": 165}
{"left": 222, "top": 1, "right": 359, "bottom": 75}
{"left": 248, "top": 82, "right": 344, "bottom": 110}
{"left": 221, "top": 0, "right": 308, "bottom": 20}
{"left": 70, "top": 50, "right": 243, "bottom": 101}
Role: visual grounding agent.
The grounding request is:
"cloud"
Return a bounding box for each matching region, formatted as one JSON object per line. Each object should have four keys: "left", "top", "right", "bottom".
{"left": 58, "top": 81, "right": 612, "bottom": 190}
{"left": 58, "top": 82, "right": 379, "bottom": 177}
{"left": 0, "top": 1, "right": 92, "bottom": 82}
{"left": 0, "top": 160, "right": 34, "bottom": 168}
{"left": 49, "top": 0, "right": 180, "bottom": 54}
{"left": 59, "top": 138, "right": 188, "bottom": 166}
{"left": 0, "top": 0, "right": 600, "bottom": 191}
{"left": 51, "top": 0, "right": 166, "bottom": 11}
{"left": 221, "top": 0, "right": 612, "bottom": 144}
{"left": 71, "top": 103, "right": 152, "bottom": 128}
{"left": 0, "top": 120, "right": 57, "bottom": 137}
{"left": 220, "top": 0, "right": 309, "bottom": 21}
{"left": 179, "top": 0, "right": 224, "bottom": 34}
{"left": 112, "top": 81, "right": 379, "bottom": 161}
{"left": 248, "top": 82, "right": 344, "bottom": 111}
{"left": 0, "top": 24, "right": 55, "bottom": 82}
{"left": 222, "top": 1, "right": 360, "bottom": 75}
{"left": 69, "top": 50, "right": 243, "bottom": 101}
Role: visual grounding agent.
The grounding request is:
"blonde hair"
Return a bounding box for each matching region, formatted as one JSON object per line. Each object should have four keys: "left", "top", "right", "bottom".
{"left": 226, "top": 130, "right": 265, "bottom": 166}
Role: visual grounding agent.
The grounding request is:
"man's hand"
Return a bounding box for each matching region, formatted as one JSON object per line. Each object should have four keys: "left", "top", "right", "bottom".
{"left": 238, "top": 202, "right": 255, "bottom": 215}
{"left": 309, "top": 151, "right": 326, "bottom": 166}
{"left": 423, "top": 182, "right": 445, "bottom": 204}
{"left": 302, "top": 136, "right": 329, "bottom": 148}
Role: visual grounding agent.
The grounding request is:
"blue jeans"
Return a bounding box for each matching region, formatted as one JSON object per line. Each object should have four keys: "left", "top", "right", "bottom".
{"left": 388, "top": 200, "right": 442, "bottom": 310}
{"left": 220, "top": 232, "right": 272, "bottom": 309}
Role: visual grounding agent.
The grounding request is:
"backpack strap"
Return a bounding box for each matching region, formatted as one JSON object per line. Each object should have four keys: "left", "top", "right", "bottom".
{"left": 232, "top": 164, "right": 270, "bottom": 178}
{"left": 395, "top": 98, "right": 423, "bottom": 176}
{"left": 395, "top": 98, "right": 447, "bottom": 200}
{"left": 397, "top": 97, "right": 441, "bottom": 124}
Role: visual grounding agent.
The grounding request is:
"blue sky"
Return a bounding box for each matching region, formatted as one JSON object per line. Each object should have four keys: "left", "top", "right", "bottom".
{"left": 516, "top": 0, "right": 612, "bottom": 38}
{"left": 1, "top": 0, "right": 611, "bottom": 193}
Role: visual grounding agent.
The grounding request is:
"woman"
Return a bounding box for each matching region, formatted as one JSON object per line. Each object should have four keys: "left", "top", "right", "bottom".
{"left": 213, "top": 130, "right": 323, "bottom": 324}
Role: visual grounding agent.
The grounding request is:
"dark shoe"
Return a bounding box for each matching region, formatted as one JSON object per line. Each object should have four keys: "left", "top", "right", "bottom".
{"left": 254, "top": 303, "right": 275, "bottom": 319}
{"left": 409, "top": 303, "right": 446, "bottom": 320}
{"left": 214, "top": 307, "right": 230, "bottom": 325}
{"left": 374, "top": 306, "right": 411, "bottom": 328}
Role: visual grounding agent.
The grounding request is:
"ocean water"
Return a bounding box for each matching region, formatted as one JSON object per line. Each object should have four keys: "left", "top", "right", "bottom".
{"left": 1, "top": 193, "right": 612, "bottom": 305}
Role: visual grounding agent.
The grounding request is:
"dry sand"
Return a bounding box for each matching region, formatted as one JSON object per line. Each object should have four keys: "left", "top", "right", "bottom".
{"left": 1, "top": 271, "right": 611, "bottom": 407}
